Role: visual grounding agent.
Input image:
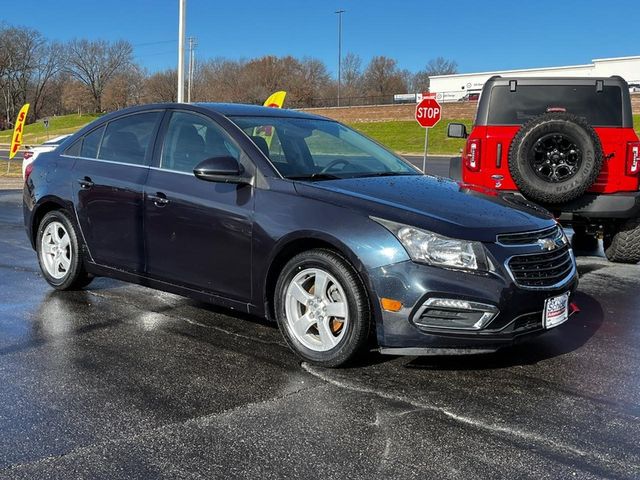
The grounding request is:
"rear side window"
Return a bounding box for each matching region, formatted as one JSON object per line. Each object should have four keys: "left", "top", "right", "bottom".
{"left": 487, "top": 85, "right": 623, "bottom": 126}
{"left": 160, "top": 111, "right": 239, "bottom": 173}
{"left": 80, "top": 126, "right": 105, "bottom": 159}
{"left": 99, "top": 112, "right": 161, "bottom": 165}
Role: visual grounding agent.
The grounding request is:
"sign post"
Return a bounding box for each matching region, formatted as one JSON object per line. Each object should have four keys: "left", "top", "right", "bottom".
{"left": 43, "top": 117, "right": 50, "bottom": 140}
{"left": 415, "top": 95, "right": 442, "bottom": 173}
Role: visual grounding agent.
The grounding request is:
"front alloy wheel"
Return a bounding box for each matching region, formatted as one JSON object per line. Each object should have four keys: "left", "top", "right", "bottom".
{"left": 275, "top": 249, "right": 371, "bottom": 367}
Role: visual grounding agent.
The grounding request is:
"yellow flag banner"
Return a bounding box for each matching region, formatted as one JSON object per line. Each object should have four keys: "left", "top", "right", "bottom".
{"left": 9, "top": 103, "right": 30, "bottom": 160}
{"left": 254, "top": 92, "right": 287, "bottom": 148}
{"left": 263, "top": 91, "right": 287, "bottom": 108}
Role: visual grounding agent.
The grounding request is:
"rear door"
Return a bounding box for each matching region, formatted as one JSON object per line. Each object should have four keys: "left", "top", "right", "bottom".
{"left": 70, "top": 110, "right": 163, "bottom": 272}
{"left": 143, "top": 110, "right": 254, "bottom": 300}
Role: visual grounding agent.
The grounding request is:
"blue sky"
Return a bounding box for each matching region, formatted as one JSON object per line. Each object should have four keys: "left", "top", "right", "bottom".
{"left": 4, "top": 0, "right": 637, "bottom": 76}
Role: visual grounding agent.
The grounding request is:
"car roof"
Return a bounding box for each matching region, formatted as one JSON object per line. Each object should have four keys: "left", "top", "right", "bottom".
{"left": 195, "top": 102, "right": 327, "bottom": 120}
{"left": 483, "top": 75, "right": 630, "bottom": 89}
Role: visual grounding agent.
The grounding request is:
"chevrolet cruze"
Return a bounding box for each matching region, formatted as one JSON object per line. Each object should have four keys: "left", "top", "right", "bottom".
{"left": 24, "top": 103, "right": 578, "bottom": 367}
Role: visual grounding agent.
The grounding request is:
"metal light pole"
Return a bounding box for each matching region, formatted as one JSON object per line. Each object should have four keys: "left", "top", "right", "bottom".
{"left": 187, "top": 37, "right": 197, "bottom": 103}
{"left": 335, "top": 10, "right": 345, "bottom": 107}
{"left": 177, "top": 0, "right": 186, "bottom": 103}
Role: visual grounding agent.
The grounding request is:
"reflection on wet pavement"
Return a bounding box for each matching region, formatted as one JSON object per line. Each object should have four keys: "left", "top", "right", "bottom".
{"left": 1, "top": 189, "right": 639, "bottom": 479}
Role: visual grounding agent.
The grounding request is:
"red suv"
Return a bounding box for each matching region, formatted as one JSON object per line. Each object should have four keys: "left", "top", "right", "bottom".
{"left": 448, "top": 76, "right": 640, "bottom": 263}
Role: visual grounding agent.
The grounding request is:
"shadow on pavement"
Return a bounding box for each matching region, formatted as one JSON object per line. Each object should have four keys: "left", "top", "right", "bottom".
{"left": 403, "top": 291, "right": 603, "bottom": 371}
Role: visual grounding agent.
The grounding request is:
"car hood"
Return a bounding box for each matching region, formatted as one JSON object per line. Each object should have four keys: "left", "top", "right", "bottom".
{"left": 294, "top": 175, "right": 555, "bottom": 242}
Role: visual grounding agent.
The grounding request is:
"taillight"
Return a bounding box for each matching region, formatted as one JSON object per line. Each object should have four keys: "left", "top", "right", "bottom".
{"left": 627, "top": 142, "right": 640, "bottom": 175}
{"left": 23, "top": 150, "right": 33, "bottom": 160}
{"left": 24, "top": 163, "right": 34, "bottom": 182}
{"left": 465, "top": 139, "right": 481, "bottom": 171}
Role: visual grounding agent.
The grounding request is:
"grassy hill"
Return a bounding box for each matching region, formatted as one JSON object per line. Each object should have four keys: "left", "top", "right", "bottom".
{"left": 0, "top": 113, "right": 100, "bottom": 145}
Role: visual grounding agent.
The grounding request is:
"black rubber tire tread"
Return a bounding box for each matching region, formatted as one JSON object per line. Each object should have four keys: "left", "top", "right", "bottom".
{"left": 508, "top": 112, "right": 603, "bottom": 204}
{"left": 36, "top": 209, "right": 94, "bottom": 290}
{"left": 274, "top": 248, "right": 371, "bottom": 368}
{"left": 604, "top": 218, "right": 640, "bottom": 264}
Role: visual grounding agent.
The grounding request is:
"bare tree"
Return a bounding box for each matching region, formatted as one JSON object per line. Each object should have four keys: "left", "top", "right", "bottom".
{"left": 341, "top": 52, "right": 362, "bottom": 95}
{"left": 65, "top": 39, "right": 133, "bottom": 112}
{"left": 61, "top": 78, "right": 94, "bottom": 115}
{"left": 102, "top": 65, "right": 146, "bottom": 110}
{"left": 413, "top": 57, "right": 458, "bottom": 91}
{"left": 362, "top": 56, "right": 408, "bottom": 97}
{"left": 144, "top": 68, "right": 178, "bottom": 103}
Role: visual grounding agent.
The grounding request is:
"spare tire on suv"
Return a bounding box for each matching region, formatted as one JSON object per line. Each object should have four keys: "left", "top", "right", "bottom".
{"left": 508, "top": 112, "right": 603, "bottom": 204}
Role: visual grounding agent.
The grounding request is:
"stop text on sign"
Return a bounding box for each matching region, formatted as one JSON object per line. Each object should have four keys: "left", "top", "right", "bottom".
{"left": 415, "top": 98, "right": 442, "bottom": 128}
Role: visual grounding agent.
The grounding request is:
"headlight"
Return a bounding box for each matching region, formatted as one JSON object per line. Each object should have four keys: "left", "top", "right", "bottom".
{"left": 372, "top": 217, "right": 490, "bottom": 271}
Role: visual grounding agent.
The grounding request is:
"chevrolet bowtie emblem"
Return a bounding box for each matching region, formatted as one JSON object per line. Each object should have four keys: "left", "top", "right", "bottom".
{"left": 537, "top": 238, "right": 558, "bottom": 251}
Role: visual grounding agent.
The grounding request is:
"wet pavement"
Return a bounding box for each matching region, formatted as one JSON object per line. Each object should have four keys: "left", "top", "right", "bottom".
{"left": 1, "top": 188, "right": 639, "bottom": 479}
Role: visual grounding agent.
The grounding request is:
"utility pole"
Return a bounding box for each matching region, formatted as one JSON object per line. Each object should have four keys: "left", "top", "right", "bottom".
{"left": 187, "top": 36, "right": 197, "bottom": 103}
{"left": 335, "top": 10, "right": 345, "bottom": 107}
{"left": 177, "top": 0, "right": 186, "bottom": 103}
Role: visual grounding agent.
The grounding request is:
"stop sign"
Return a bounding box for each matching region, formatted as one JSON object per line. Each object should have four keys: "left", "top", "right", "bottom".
{"left": 415, "top": 97, "right": 442, "bottom": 128}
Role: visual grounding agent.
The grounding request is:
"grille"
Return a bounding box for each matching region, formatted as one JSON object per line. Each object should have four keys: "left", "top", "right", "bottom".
{"left": 507, "top": 245, "right": 574, "bottom": 288}
{"left": 497, "top": 225, "right": 561, "bottom": 246}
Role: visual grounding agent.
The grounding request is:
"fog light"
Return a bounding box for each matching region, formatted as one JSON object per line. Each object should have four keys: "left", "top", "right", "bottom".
{"left": 413, "top": 298, "right": 498, "bottom": 330}
{"left": 381, "top": 298, "right": 403, "bottom": 312}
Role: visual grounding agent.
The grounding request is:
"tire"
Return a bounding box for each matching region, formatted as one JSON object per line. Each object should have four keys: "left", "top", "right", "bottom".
{"left": 508, "top": 112, "right": 603, "bottom": 204}
{"left": 36, "top": 210, "right": 94, "bottom": 290}
{"left": 604, "top": 219, "right": 640, "bottom": 264}
{"left": 274, "top": 249, "right": 371, "bottom": 367}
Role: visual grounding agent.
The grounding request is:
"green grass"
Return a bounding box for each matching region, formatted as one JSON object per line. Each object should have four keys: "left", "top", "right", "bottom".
{"left": 0, "top": 160, "right": 22, "bottom": 177}
{"left": 351, "top": 119, "right": 473, "bottom": 156}
{"left": 0, "top": 113, "right": 101, "bottom": 145}
{"left": 354, "top": 115, "right": 640, "bottom": 156}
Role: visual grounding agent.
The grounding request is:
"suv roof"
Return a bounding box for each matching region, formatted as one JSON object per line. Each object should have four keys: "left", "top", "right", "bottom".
{"left": 475, "top": 76, "right": 634, "bottom": 128}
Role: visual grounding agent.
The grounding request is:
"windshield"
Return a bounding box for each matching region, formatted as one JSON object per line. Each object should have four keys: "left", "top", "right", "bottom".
{"left": 229, "top": 116, "right": 420, "bottom": 180}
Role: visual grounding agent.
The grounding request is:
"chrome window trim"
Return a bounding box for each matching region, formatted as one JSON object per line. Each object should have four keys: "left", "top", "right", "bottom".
{"left": 60, "top": 154, "right": 150, "bottom": 169}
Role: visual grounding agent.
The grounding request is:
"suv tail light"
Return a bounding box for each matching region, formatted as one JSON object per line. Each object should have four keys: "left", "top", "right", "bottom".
{"left": 627, "top": 142, "right": 640, "bottom": 175}
{"left": 464, "top": 139, "right": 481, "bottom": 171}
{"left": 23, "top": 150, "right": 33, "bottom": 161}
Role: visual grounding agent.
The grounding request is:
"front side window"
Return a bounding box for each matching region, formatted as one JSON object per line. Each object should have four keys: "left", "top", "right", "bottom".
{"left": 160, "top": 111, "right": 240, "bottom": 173}
{"left": 99, "top": 112, "right": 161, "bottom": 165}
{"left": 231, "top": 116, "right": 419, "bottom": 180}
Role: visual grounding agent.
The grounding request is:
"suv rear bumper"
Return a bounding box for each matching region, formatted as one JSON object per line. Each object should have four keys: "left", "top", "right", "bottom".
{"left": 550, "top": 191, "right": 640, "bottom": 220}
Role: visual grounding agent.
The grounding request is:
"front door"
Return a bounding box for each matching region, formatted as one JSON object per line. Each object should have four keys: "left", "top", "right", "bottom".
{"left": 144, "top": 110, "right": 254, "bottom": 301}
{"left": 71, "top": 111, "right": 162, "bottom": 272}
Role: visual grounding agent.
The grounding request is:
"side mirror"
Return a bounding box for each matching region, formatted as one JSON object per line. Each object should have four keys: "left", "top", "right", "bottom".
{"left": 193, "top": 156, "right": 247, "bottom": 184}
{"left": 447, "top": 123, "right": 468, "bottom": 139}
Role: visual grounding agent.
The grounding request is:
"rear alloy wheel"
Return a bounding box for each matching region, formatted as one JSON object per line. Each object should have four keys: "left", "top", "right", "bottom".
{"left": 36, "top": 210, "right": 93, "bottom": 290}
{"left": 604, "top": 219, "right": 640, "bottom": 264}
{"left": 275, "top": 249, "right": 370, "bottom": 367}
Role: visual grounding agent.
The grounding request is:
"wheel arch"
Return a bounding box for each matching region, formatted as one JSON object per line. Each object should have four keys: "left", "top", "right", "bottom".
{"left": 262, "top": 232, "right": 377, "bottom": 323}
{"left": 30, "top": 197, "right": 77, "bottom": 247}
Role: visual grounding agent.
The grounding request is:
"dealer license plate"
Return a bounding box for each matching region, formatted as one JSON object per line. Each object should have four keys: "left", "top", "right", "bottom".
{"left": 543, "top": 292, "right": 570, "bottom": 329}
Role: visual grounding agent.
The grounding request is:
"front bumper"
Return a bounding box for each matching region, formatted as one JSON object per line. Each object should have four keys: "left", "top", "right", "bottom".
{"left": 369, "top": 257, "right": 578, "bottom": 354}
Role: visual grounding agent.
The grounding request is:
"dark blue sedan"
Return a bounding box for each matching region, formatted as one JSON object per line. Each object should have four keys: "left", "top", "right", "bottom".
{"left": 23, "top": 103, "right": 578, "bottom": 367}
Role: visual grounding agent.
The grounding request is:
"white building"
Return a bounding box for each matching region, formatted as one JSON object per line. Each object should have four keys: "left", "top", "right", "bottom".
{"left": 429, "top": 56, "right": 640, "bottom": 102}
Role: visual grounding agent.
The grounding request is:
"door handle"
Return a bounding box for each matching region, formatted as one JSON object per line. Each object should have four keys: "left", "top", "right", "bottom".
{"left": 149, "top": 192, "right": 169, "bottom": 207}
{"left": 77, "top": 177, "right": 94, "bottom": 189}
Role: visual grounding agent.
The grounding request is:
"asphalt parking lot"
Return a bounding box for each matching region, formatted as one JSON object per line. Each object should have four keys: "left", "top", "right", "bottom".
{"left": 1, "top": 178, "right": 640, "bottom": 478}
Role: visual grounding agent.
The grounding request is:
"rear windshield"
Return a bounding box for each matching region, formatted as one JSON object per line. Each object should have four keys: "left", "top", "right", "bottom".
{"left": 487, "top": 85, "right": 623, "bottom": 126}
